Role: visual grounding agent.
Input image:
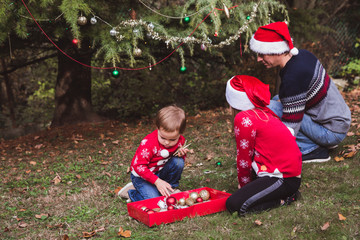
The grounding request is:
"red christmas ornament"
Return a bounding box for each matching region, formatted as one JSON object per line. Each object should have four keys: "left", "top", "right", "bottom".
{"left": 166, "top": 196, "right": 177, "bottom": 206}
{"left": 196, "top": 197, "right": 203, "bottom": 203}
{"left": 72, "top": 38, "right": 79, "bottom": 44}
{"left": 167, "top": 205, "right": 175, "bottom": 210}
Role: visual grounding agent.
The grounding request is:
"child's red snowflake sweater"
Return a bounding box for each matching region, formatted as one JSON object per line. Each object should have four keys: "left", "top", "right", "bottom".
{"left": 234, "top": 109, "right": 302, "bottom": 187}
{"left": 130, "top": 130, "right": 186, "bottom": 184}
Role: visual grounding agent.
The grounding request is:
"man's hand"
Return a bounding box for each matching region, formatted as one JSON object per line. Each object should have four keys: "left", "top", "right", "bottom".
{"left": 154, "top": 178, "right": 173, "bottom": 197}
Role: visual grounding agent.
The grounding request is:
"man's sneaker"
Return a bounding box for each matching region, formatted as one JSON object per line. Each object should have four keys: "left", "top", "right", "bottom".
{"left": 302, "top": 147, "right": 331, "bottom": 163}
{"left": 117, "top": 182, "right": 135, "bottom": 199}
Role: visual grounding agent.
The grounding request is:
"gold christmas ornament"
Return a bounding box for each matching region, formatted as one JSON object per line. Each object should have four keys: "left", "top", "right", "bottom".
{"left": 185, "top": 197, "right": 195, "bottom": 206}
{"left": 189, "top": 192, "right": 199, "bottom": 201}
{"left": 77, "top": 16, "right": 87, "bottom": 25}
{"left": 178, "top": 198, "right": 186, "bottom": 206}
{"left": 133, "top": 48, "right": 142, "bottom": 57}
{"left": 199, "top": 189, "right": 210, "bottom": 201}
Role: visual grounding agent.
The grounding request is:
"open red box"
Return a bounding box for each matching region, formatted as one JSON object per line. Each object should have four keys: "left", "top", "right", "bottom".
{"left": 127, "top": 187, "right": 231, "bottom": 227}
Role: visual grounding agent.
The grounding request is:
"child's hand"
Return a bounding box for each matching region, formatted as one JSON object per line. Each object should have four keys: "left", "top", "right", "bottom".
{"left": 176, "top": 147, "right": 189, "bottom": 157}
{"left": 154, "top": 178, "right": 173, "bottom": 197}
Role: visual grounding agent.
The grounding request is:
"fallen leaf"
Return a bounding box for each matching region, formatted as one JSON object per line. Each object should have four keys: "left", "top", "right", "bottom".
{"left": 82, "top": 231, "right": 96, "bottom": 238}
{"left": 254, "top": 219, "right": 262, "bottom": 226}
{"left": 334, "top": 156, "right": 345, "bottom": 162}
{"left": 51, "top": 173, "right": 62, "bottom": 185}
{"left": 18, "top": 222, "right": 28, "bottom": 228}
{"left": 34, "top": 144, "right": 43, "bottom": 149}
{"left": 29, "top": 161, "right": 37, "bottom": 165}
{"left": 95, "top": 227, "right": 105, "bottom": 232}
{"left": 347, "top": 131, "right": 355, "bottom": 136}
{"left": 114, "top": 186, "right": 122, "bottom": 195}
{"left": 118, "top": 227, "right": 132, "bottom": 238}
{"left": 321, "top": 222, "right": 330, "bottom": 231}
{"left": 338, "top": 213, "right": 346, "bottom": 221}
{"left": 35, "top": 213, "right": 49, "bottom": 220}
{"left": 343, "top": 151, "right": 356, "bottom": 158}
{"left": 62, "top": 234, "right": 69, "bottom": 240}
{"left": 112, "top": 140, "right": 120, "bottom": 145}
{"left": 76, "top": 174, "right": 81, "bottom": 179}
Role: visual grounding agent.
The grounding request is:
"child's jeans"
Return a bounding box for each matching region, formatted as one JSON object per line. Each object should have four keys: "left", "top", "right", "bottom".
{"left": 128, "top": 157, "right": 184, "bottom": 202}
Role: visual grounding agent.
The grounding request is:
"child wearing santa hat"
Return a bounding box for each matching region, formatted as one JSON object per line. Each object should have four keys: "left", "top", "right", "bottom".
{"left": 249, "top": 22, "right": 351, "bottom": 163}
{"left": 225, "top": 75, "right": 302, "bottom": 215}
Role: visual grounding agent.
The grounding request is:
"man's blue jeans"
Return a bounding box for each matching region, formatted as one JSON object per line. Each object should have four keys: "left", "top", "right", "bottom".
{"left": 268, "top": 98, "right": 347, "bottom": 154}
{"left": 128, "top": 157, "right": 184, "bottom": 202}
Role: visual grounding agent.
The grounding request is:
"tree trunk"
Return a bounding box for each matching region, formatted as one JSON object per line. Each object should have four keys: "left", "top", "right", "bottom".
{"left": 1, "top": 58, "right": 17, "bottom": 128}
{"left": 51, "top": 38, "right": 103, "bottom": 127}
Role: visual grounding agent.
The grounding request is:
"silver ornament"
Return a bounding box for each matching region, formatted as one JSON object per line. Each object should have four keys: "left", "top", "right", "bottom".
{"left": 199, "top": 189, "right": 210, "bottom": 201}
{"left": 133, "top": 48, "right": 142, "bottom": 57}
{"left": 223, "top": 3, "right": 230, "bottom": 19}
{"left": 148, "top": 23, "right": 154, "bottom": 29}
{"left": 110, "top": 28, "right": 118, "bottom": 36}
{"left": 189, "top": 192, "right": 199, "bottom": 201}
{"left": 90, "top": 17, "right": 97, "bottom": 24}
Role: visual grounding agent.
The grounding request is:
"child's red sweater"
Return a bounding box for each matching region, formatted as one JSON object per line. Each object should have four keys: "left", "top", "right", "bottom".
{"left": 130, "top": 130, "right": 186, "bottom": 184}
{"left": 234, "top": 109, "right": 302, "bottom": 187}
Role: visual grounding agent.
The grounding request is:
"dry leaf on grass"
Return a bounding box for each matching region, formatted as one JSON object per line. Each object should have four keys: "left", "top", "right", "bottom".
{"left": 118, "top": 226, "right": 131, "bottom": 238}
{"left": 35, "top": 213, "right": 49, "bottom": 220}
{"left": 29, "top": 161, "right": 37, "bottom": 165}
{"left": 18, "top": 222, "right": 28, "bottom": 228}
{"left": 62, "top": 234, "right": 69, "bottom": 240}
{"left": 82, "top": 231, "right": 96, "bottom": 238}
{"left": 114, "top": 186, "right": 122, "bottom": 195}
{"left": 51, "top": 173, "right": 62, "bottom": 185}
{"left": 321, "top": 222, "right": 330, "bottom": 231}
{"left": 343, "top": 151, "right": 357, "bottom": 158}
{"left": 334, "top": 156, "right": 345, "bottom": 162}
{"left": 338, "top": 213, "right": 346, "bottom": 221}
{"left": 254, "top": 219, "right": 262, "bottom": 226}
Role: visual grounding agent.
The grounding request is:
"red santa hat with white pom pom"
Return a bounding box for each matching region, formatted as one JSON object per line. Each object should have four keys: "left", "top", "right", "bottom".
{"left": 249, "top": 22, "right": 299, "bottom": 56}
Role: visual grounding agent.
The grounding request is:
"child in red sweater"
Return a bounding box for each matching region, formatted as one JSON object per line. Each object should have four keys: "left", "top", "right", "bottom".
{"left": 225, "top": 75, "right": 302, "bottom": 215}
{"left": 118, "top": 105, "right": 189, "bottom": 202}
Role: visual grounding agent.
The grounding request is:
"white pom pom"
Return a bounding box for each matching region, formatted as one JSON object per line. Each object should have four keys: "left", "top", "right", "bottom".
{"left": 290, "top": 47, "right": 299, "bottom": 56}
{"left": 160, "top": 149, "right": 169, "bottom": 158}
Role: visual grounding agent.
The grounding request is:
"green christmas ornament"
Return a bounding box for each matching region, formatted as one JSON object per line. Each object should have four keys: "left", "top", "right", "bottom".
{"left": 246, "top": 16, "right": 251, "bottom": 20}
{"left": 183, "top": 16, "right": 190, "bottom": 24}
{"left": 180, "top": 66, "right": 187, "bottom": 73}
{"left": 111, "top": 69, "right": 119, "bottom": 77}
{"left": 216, "top": 161, "right": 222, "bottom": 167}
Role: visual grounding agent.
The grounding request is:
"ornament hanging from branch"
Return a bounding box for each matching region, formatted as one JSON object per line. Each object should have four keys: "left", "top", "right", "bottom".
{"left": 223, "top": 3, "right": 230, "bottom": 18}
{"left": 133, "top": 48, "right": 142, "bottom": 57}
{"left": 90, "top": 17, "right": 97, "bottom": 24}
{"left": 129, "top": 9, "right": 136, "bottom": 20}
{"left": 77, "top": 15, "right": 87, "bottom": 25}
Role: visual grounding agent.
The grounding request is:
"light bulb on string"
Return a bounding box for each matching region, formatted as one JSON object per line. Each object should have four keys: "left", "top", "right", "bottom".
{"left": 180, "top": 66, "right": 187, "bottom": 73}
{"left": 111, "top": 69, "right": 120, "bottom": 78}
{"left": 72, "top": 38, "right": 79, "bottom": 44}
{"left": 183, "top": 16, "right": 190, "bottom": 24}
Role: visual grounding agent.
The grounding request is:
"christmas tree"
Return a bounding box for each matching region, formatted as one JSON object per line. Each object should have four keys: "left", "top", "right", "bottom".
{"left": 0, "top": 0, "right": 288, "bottom": 126}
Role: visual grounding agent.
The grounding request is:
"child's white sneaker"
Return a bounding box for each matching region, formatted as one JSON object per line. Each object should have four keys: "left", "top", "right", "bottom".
{"left": 118, "top": 182, "right": 135, "bottom": 199}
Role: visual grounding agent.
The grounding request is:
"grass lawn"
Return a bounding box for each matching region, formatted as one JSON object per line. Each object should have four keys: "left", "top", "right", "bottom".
{"left": 1, "top": 89, "right": 359, "bottom": 239}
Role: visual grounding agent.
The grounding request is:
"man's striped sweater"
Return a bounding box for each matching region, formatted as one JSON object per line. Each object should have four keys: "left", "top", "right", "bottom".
{"left": 278, "top": 49, "right": 351, "bottom": 135}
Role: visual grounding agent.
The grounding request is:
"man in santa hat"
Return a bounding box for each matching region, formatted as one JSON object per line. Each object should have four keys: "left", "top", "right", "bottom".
{"left": 249, "top": 22, "right": 351, "bottom": 163}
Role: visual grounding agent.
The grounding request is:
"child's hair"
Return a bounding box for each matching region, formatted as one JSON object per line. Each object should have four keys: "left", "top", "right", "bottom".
{"left": 155, "top": 105, "right": 186, "bottom": 134}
